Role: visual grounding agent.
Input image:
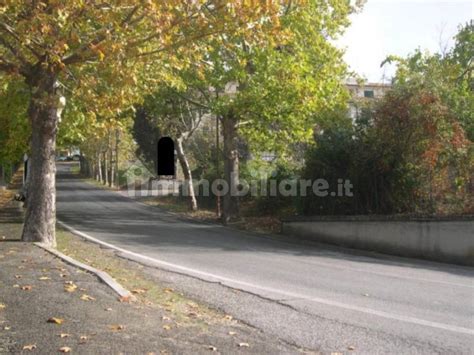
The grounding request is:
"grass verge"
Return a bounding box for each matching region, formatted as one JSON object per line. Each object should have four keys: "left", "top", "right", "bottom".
{"left": 55, "top": 226, "right": 231, "bottom": 329}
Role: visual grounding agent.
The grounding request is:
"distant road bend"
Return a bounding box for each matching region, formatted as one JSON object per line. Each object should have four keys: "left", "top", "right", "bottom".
{"left": 56, "top": 164, "right": 474, "bottom": 354}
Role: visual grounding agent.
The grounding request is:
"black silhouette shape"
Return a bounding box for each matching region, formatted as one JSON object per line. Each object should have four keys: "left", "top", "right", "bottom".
{"left": 157, "top": 137, "right": 175, "bottom": 176}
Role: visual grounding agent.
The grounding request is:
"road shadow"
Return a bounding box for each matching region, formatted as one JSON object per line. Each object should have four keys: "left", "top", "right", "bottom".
{"left": 56, "top": 170, "right": 474, "bottom": 280}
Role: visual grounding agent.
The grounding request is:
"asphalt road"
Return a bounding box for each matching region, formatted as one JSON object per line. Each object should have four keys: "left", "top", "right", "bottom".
{"left": 56, "top": 164, "right": 474, "bottom": 354}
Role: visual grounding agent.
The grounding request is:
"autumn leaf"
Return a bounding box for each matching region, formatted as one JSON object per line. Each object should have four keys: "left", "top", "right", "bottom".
{"left": 348, "top": 345, "right": 356, "bottom": 351}
{"left": 109, "top": 324, "right": 125, "bottom": 331}
{"left": 47, "top": 317, "right": 64, "bottom": 325}
{"left": 21, "top": 285, "right": 33, "bottom": 291}
{"left": 80, "top": 294, "right": 95, "bottom": 302}
{"left": 131, "top": 288, "right": 147, "bottom": 294}
{"left": 14, "top": 275, "right": 22, "bottom": 279}
{"left": 59, "top": 333, "right": 70, "bottom": 338}
{"left": 0, "top": 303, "right": 5, "bottom": 310}
{"left": 80, "top": 335, "right": 88, "bottom": 341}
{"left": 4, "top": 326, "right": 11, "bottom": 330}
{"left": 228, "top": 331, "right": 236, "bottom": 335}
{"left": 64, "top": 282, "right": 77, "bottom": 293}
{"left": 39, "top": 276, "right": 51, "bottom": 281}
{"left": 105, "top": 307, "right": 113, "bottom": 311}
{"left": 162, "top": 325, "right": 171, "bottom": 330}
{"left": 59, "top": 346, "right": 72, "bottom": 353}
{"left": 207, "top": 345, "right": 217, "bottom": 351}
{"left": 238, "top": 343, "right": 250, "bottom": 348}
{"left": 22, "top": 344, "right": 37, "bottom": 351}
{"left": 163, "top": 287, "right": 173, "bottom": 293}
{"left": 118, "top": 295, "right": 132, "bottom": 303}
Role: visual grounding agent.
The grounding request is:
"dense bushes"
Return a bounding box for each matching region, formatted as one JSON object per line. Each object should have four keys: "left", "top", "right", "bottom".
{"left": 301, "top": 86, "right": 472, "bottom": 216}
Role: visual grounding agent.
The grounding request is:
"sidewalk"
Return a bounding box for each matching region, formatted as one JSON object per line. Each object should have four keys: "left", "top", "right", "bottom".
{"left": 0, "top": 188, "right": 301, "bottom": 354}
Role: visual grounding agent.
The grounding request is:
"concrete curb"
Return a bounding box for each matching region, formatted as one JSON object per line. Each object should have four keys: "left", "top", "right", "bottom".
{"left": 35, "top": 242, "right": 136, "bottom": 302}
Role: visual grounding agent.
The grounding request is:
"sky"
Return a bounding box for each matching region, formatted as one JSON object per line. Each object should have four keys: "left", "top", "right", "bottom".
{"left": 337, "top": 0, "right": 473, "bottom": 83}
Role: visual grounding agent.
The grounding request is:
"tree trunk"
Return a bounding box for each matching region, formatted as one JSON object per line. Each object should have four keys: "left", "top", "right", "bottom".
{"left": 110, "top": 149, "right": 115, "bottom": 187}
{"left": 222, "top": 111, "right": 240, "bottom": 223}
{"left": 21, "top": 70, "right": 59, "bottom": 247}
{"left": 115, "top": 129, "right": 120, "bottom": 188}
{"left": 104, "top": 151, "right": 109, "bottom": 186}
{"left": 176, "top": 137, "right": 198, "bottom": 211}
{"left": 97, "top": 153, "right": 103, "bottom": 183}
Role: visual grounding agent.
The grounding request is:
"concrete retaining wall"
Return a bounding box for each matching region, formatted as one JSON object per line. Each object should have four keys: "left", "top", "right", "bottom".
{"left": 281, "top": 216, "right": 474, "bottom": 266}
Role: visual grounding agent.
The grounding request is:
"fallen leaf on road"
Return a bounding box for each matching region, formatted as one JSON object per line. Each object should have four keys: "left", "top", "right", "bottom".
{"left": 109, "top": 324, "right": 125, "bottom": 331}
{"left": 118, "top": 296, "right": 132, "bottom": 303}
{"left": 64, "top": 282, "right": 77, "bottom": 293}
{"left": 22, "top": 344, "right": 37, "bottom": 351}
{"left": 59, "top": 333, "right": 70, "bottom": 338}
{"left": 59, "top": 346, "right": 72, "bottom": 353}
{"left": 163, "top": 288, "right": 173, "bottom": 293}
{"left": 105, "top": 308, "right": 113, "bottom": 311}
{"left": 4, "top": 326, "right": 11, "bottom": 330}
{"left": 228, "top": 331, "right": 236, "bottom": 335}
{"left": 79, "top": 335, "right": 88, "bottom": 342}
{"left": 348, "top": 346, "right": 355, "bottom": 351}
{"left": 131, "top": 288, "right": 147, "bottom": 294}
{"left": 207, "top": 345, "right": 217, "bottom": 351}
{"left": 80, "top": 294, "right": 95, "bottom": 302}
{"left": 47, "top": 317, "right": 64, "bottom": 325}
{"left": 187, "top": 312, "right": 198, "bottom": 318}
{"left": 39, "top": 276, "right": 50, "bottom": 281}
{"left": 162, "top": 325, "right": 171, "bottom": 330}
{"left": 223, "top": 315, "right": 233, "bottom": 321}
{"left": 60, "top": 274, "right": 68, "bottom": 278}
{"left": 0, "top": 303, "right": 5, "bottom": 310}
{"left": 14, "top": 275, "right": 22, "bottom": 279}
{"left": 238, "top": 343, "right": 249, "bottom": 348}
{"left": 21, "top": 285, "right": 33, "bottom": 291}
{"left": 162, "top": 316, "right": 170, "bottom": 321}
{"left": 12, "top": 284, "right": 19, "bottom": 288}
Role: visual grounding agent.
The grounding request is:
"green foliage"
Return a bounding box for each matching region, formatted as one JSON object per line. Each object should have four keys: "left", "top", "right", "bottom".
{"left": 383, "top": 21, "right": 473, "bottom": 141}
{"left": 0, "top": 79, "right": 30, "bottom": 166}
{"left": 196, "top": 1, "right": 355, "bottom": 155}
{"left": 301, "top": 86, "right": 472, "bottom": 216}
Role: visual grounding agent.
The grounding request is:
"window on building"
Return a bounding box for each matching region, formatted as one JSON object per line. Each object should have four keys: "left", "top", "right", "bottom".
{"left": 364, "top": 90, "right": 374, "bottom": 98}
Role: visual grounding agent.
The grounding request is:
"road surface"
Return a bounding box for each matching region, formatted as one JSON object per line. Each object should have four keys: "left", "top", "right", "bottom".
{"left": 56, "top": 164, "right": 474, "bottom": 354}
